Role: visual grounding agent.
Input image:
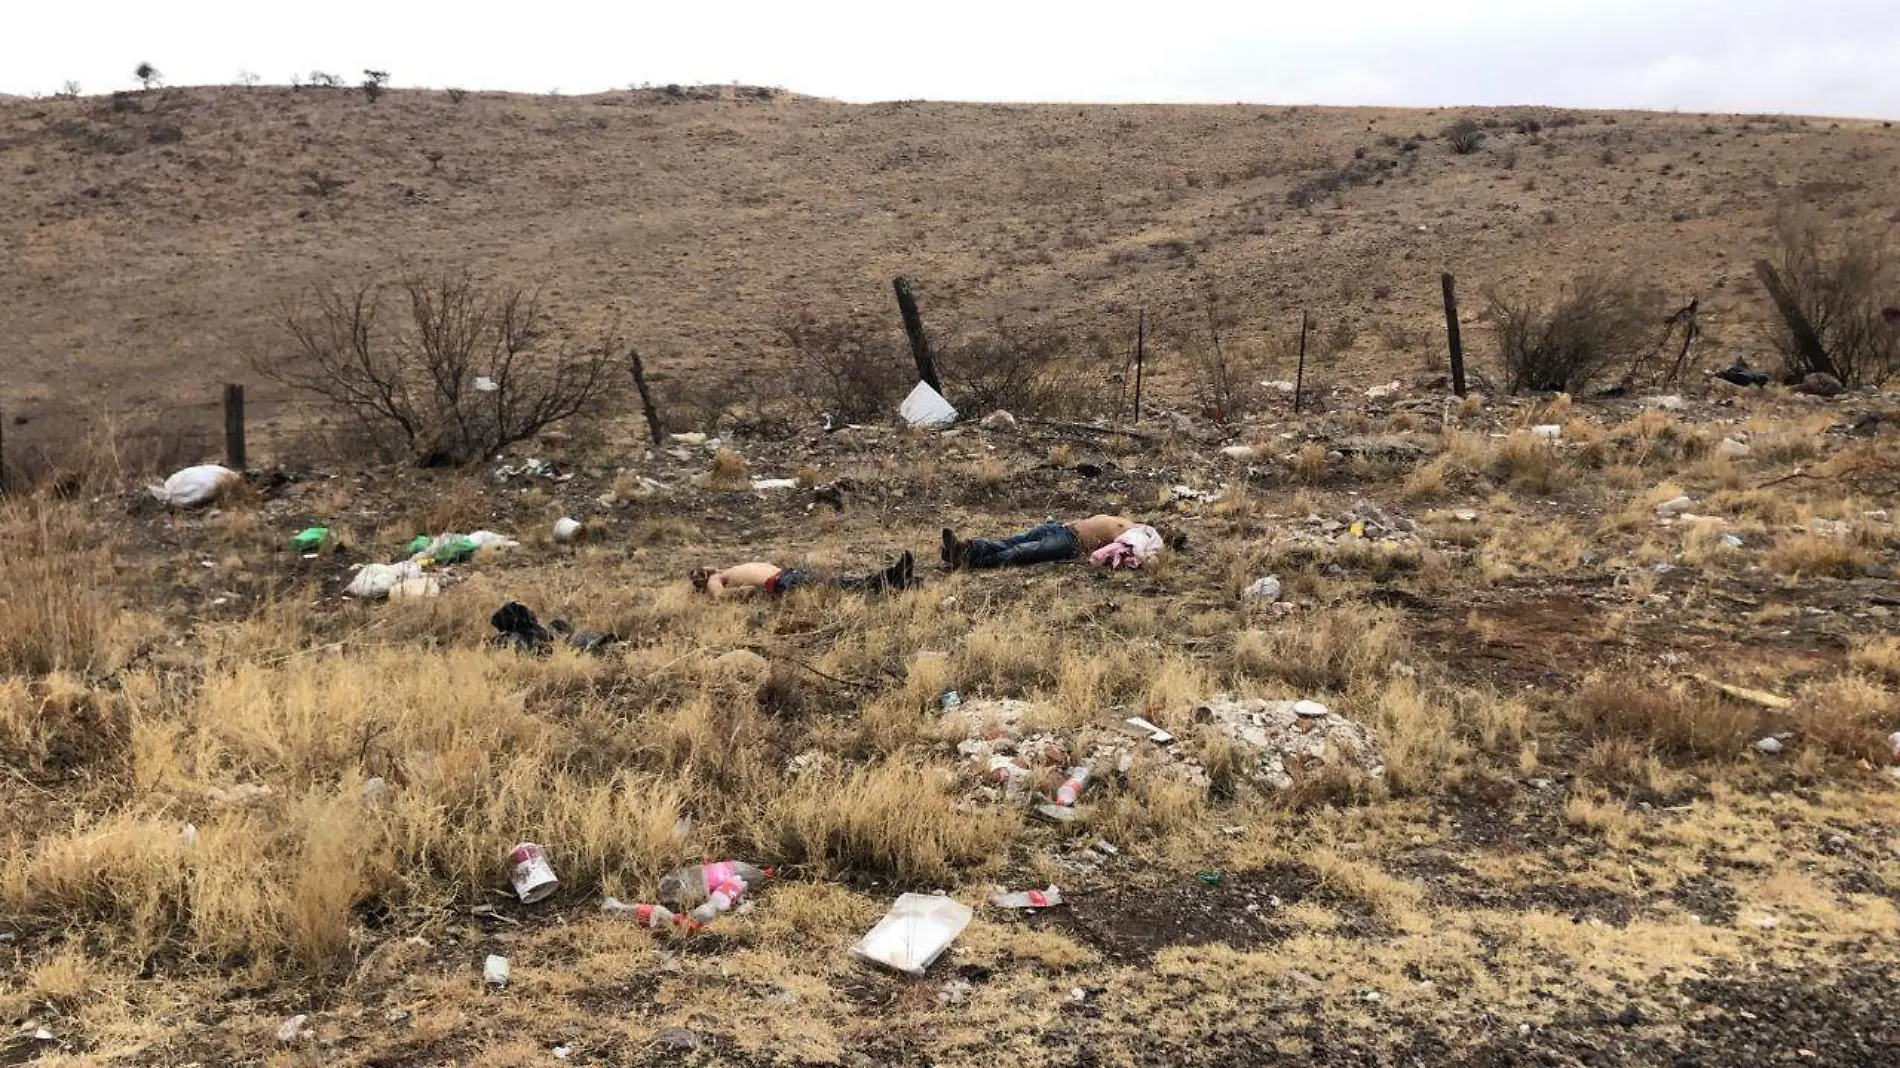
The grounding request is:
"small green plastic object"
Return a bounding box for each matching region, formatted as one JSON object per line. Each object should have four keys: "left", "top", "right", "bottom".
{"left": 405, "top": 535, "right": 433, "bottom": 557}
{"left": 291, "top": 527, "right": 332, "bottom": 551}
{"left": 1196, "top": 871, "right": 1223, "bottom": 887}
{"left": 433, "top": 537, "right": 480, "bottom": 564}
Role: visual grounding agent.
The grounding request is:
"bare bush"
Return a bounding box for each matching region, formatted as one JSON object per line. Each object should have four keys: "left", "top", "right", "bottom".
{"left": 780, "top": 311, "right": 908, "bottom": 422}
{"left": 133, "top": 63, "right": 160, "bottom": 91}
{"left": 1486, "top": 275, "right": 1662, "bottom": 394}
{"left": 937, "top": 326, "right": 1092, "bottom": 417}
{"left": 1444, "top": 119, "right": 1485, "bottom": 155}
{"left": 255, "top": 271, "right": 616, "bottom": 465}
{"left": 360, "top": 69, "right": 390, "bottom": 102}
{"left": 1762, "top": 212, "right": 1900, "bottom": 386}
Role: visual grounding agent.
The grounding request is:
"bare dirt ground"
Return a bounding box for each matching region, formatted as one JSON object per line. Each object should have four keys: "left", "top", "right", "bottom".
{"left": 2, "top": 85, "right": 1899, "bottom": 1068}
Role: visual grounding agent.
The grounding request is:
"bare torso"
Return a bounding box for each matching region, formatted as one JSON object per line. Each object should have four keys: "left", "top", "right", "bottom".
{"left": 1065, "top": 515, "right": 1137, "bottom": 553}
{"left": 704, "top": 561, "right": 782, "bottom": 597}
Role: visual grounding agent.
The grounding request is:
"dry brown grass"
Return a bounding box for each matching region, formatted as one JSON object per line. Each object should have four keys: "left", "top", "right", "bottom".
{"left": 1572, "top": 672, "right": 1762, "bottom": 761}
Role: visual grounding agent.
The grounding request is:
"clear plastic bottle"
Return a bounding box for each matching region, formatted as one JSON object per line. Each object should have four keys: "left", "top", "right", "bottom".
{"left": 601, "top": 897, "right": 689, "bottom": 930}
{"left": 687, "top": 876, "right": 749, "bottom": 925}
{"left": 1055, "top": 766, "right": 1091, "bottom": 807}
{"left": 657, "top": 861, "right": 772, "bottom": 907}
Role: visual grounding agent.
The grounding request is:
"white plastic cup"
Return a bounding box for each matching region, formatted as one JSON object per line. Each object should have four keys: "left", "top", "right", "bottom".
{"left": 509, "top": 842, "right": 559, "bottom": 903}
{"left": 553, "top": 517, "right": 582, "bottom": 543}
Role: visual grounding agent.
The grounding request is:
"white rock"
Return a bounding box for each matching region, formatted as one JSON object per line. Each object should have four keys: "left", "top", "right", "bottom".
{"left": 1643, "top": 395, "right": 1688, "bottom": 411}
{"left": 980, "top": 410, "right": 1018, "bottom": 430}
{"left": 484, "top": 954, "right": 510, "bottom": 987}
{"left": 1293, "top": 700, "right": 1329, "bottom": 719}
{"left": 1655, "top": 495, "right": 1694, "bottom": 516}
{"left": 669, "top": 432, "right": 708, "bottom": 446}
{"left": 1754, "top": 737, "right": 1783, "bottom": 755}
{"left": 1365, "top": 381, "right": 1403, "bottom": 401}
{"left": 1221, "top": 445, "right": 1259, "bottom": 460}
{"left": 1716, "top": 438, "right": 1751, "bottom": 459}
{"left": 749, "top": 478, "right": 799, "bottom": 492}
{"left": 1243, "top": 575, "right": 1283, "bottom": 602}
{"left": 1530, "top": 424, "right": 1562, "bottom": 440}
{"left": 276, "top": 1015, "right": 308, "bottom": 1043}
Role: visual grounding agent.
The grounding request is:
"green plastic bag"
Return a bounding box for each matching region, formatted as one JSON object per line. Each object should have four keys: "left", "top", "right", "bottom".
{"left": 432, "top": 537, "right": 480, "bottom": 565}
{"left": 405, "top": 535, "right": 433, "bottom": 557}
{"left": 291, "top": 527, "right": 332, "bottom": 551}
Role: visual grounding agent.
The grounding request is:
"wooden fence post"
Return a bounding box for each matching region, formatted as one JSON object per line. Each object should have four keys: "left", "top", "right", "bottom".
{"left": 892, "top": 277, "right": 942, "bottom": 394}
{"left": 1441, "top": 273, "right": 1467, "bottom": 397}
{"left": 1293, "top": 311, "right": 1309, "bottom": 414}
{"left": 1755, "top": 259, "right": 1838, "bottom": 381}
{"left": 223, "top": 383, "right": 246, "bottom": 471}
{"left": 627, "top": 347, "right": 664, "bottom": 445}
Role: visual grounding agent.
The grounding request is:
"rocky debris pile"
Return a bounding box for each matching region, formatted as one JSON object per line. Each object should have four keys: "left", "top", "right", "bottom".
{"left": 1193, "top": 696, "right": 1386, "bottom": 792}
{"left": 1277, "top": 500, "right": 1422, "bottom": 552}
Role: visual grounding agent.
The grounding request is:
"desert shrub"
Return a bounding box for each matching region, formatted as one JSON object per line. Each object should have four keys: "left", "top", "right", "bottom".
{"left": 1761, "top": 212, "right": 1900, "bottom": 387}
{"left": 936, "top": 325, "right": 1091, "bottom": 417}
{"left": 256, "top": 271, "right": 617, "bottom": 465}
{"left": 1486, "top": 275, "right": 1662, "bottom": 394}
{"left": 1573, "top": 674, "right": 1758, "bottom": 760}
{"left": 780, "top": 311, "right": 908, "bottom": 422}
{"left": 360, "top": 69, "right": 389, "bottom": 102}
{"left": 1286, "top": 155, "right": 1399, "bottom": 207}
{"left": 446, "top": 87, "right": 468, "bottom": 104}
{"left": 1444, "top": 119, "right": 1486, "bottom": 155}
{"left": 133, "top": 63, "right": 160, "bottom": 90}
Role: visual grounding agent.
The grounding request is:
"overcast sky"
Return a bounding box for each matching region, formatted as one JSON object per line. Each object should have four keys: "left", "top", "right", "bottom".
{"left": 6, "top": 1, "right": 1897, "bottom": 118}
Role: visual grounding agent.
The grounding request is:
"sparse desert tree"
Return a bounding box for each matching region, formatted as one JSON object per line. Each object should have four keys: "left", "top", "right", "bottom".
{"left": 1444, "top": 119, "right": 1485, "bottom": 155}
{"left": 446, "top": 87, "right": 468, "bottom": 104}
{"left": 134, "top": 62, "right": 161, "bottom": 90}
{"left": 236, "top": 70, "right": 260, "bottom": 87}
{"left": 57, "top": 80, "right": 80, "bottom": 99}
{"left": 256, "top": 271, "right": 617, "bottom": 465}
{"left": 361, "top": 69, "right": 390, "bottom": 102}
{"left": 308, "top": 70, "right": 343, "bottom": 88}
{"left": 1486, "top": 275, "right": 1662, "bottom": 394}
{"left": 1760, "top": 211, "right": 1900, "bottom": 387}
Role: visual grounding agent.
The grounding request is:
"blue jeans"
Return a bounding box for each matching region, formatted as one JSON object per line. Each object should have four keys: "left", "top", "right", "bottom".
{"left": 966, "top": 522, "right": 1079, "bottom": 568}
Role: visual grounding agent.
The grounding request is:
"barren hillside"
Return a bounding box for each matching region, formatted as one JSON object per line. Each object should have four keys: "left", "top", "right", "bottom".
{"left": 2, "top": 85, "right": 1896, "bottom": 457}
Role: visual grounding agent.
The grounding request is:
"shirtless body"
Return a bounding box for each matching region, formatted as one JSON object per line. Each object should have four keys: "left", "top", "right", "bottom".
{"left": 691, "top": 552, "right": 915, "bottom": 598}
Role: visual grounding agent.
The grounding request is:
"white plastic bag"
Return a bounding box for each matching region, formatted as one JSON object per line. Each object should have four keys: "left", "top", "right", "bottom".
{"left": 346, "top": 561, "right": 424, "bottom": 599}
{"left": 850, "top": 893, "right": 972, "bottom": 976}
{"left": 466, "top": 530, "right": 520, "bottom": 550}
{"left": 147, "top": 465, "right": 240, "bottom": 508}
{"left": 898, "top": 382, "right": 958, "bottom": 429}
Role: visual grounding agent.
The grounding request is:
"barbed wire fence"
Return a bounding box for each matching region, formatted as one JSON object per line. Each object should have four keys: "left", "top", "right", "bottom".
{"left": 0, "top": 383, "right": 303, "bottom": 493}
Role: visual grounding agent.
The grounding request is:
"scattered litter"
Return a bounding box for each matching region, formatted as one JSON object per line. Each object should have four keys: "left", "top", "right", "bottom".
{"left": 1220, "top": 825, "right": 1246, "bottom": 836}
{"left": 749, "top": 477, "right": 799, "bottom": 492}
{"left": 1365, "top": 381, "right": 1402, "bottom": 401}
{"left": 659, "top": 861, "right": 773, "bottom": 909}
{"left": 1124, "top": 716, "right": 1173, "bottom": 744}
{"left": 1243, "top": 575, "right": 1283, "bottom": 602}
{"left": 1034, "top": 802, "right": 1083, "bottom": 823}
{"left": 180, "top": 823, "right": 198, "bottom": 847}
{"left": 493, "top": 457, "right": 571, "bottom": 482}
{"left": 1754, "top": 737, "right": 1784, "bottom": 755}
{"left": 275, "top": 1014, "right": 308, "bottom": 1044}
{"left": 470, "top": 903, "right": 519, "bottom": 926}
{"left": 1093, "top": 839, "right": 1119, "bottom": 856}
{"left": 669, "top": 432, "right": 709, "bottom": 446}
{"left": 687, "top": 874, "right": 750, "bottom": 926}
{"left": 1721, "top": 534, "right": 1745, "bottom": 548}
{"left": 1171, "top": 484, "right": 1221, "bottom": 504}
{"left": 1888, "top": 730, "right": 1900, "bottom": 762}
{"left": 346, "top": 562, "right": 425, "bottom": 599}
{"left": 1643, "top": 395, "right": 1688, "bottom": 411}
{"left": 1055, "top": 766, "right": 1091, "bottom": 806}
{"left": 937, "top": 978, "right": 974, "bottom": 1005}
{"left": 483, "top": 954, "right": 510, "bottom": 988}
{"left": 601, "top": 898, "right": 688, "bottom": 930}
{"left": 1530, "top": 424, "right": 1562, "bottom": 440}
{"left": 1220, "top": 445, "right": 1259, "bottom": 460}
{"left": 554, "top": 1044, "right": 571, "bottom": 1060}
{"left": 147, "top": 464, "right": 241, "bottom": 508}
{"left": 1716, "top": 438, "right": 1752, "bottom": 459}
{"left": 1195, "top": 694, "right": 1386, "bottom": 792}
{"left": 474, "top": 375, "right": 499, "bottom": 392}
{"left": 1691, "top": 674, "right": 1793, "bottom": 710}
{"left": 552, "top": 517, "right": 583, "bottom": 543}
{"left": 33, "top": 1027, "right": 56, "bottom": 1042}
{"left": 1196, "top": 871, "right": 1223, "bottom": 887}
{"left": 509, "top": 843, "right": 559, "bottom": 904}
{"left": 491, "top": 601, "right": 618, "bottom": 654}
{"left": 851, "top": 893, "right": 972, "bottom": 976}
{"left": 290, "top": 527, "right": 333, "bottom": 552}
{"left": 980, "top": 410, "right": 1018, "bottom": 430}
{"left": 940, "top": 690, "right": 963, "bottom": 710}
{"left": 1262, "top": 379, "right": 1296, "bottom": 394}
{"left": 899, "top": 381, "right": 958, "bottom": 429}
{"left": 387, "top": 576, "right": 441, "bottom": 600}
{"left": 467, "top": 530, "right": 519, "bottom": 551}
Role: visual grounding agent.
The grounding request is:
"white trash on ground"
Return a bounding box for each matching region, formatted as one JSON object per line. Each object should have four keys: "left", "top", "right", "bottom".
{"left": 508, "top": 843, "right": 559, "bottom": 904}
{"left": 1244, "top": 575, "right": 1282, "bottom": 602}
{"left": 1195, "top": 694, "right": 1386, "bottom": 792}
{"left": 466, "top": 531, "right": 520, "bottom": 550}
{"left": 899, "top": 381, "right": 958, "bottom": 429}
{"left": 851, "top": 893, "right": 972, "bottom": 976}
{"left": 980, "top": 410, "right": 1018, "bottom": 430}
{"left": 992, "top": 886, "right": 1063, "bottom": 909}
{"left": 147, "top": 465, "right": 241, "bottom": 508}
{"left": 483, "top": 955, "right": 510, "bottom": 988}
{"left": 1530, "top": 424, "right": 1562, "bottom": 440}
{"left": 1220, "top": 445, "right": 1259, "bottom": 460}
{"left": 552, "top": 517, "right": 583, "bottom": 543}
{"left": 749, "top": 477, "right": 800, "bottom": 491}
{"left": 346, "top": 561, "right": 425, "bottom": 600}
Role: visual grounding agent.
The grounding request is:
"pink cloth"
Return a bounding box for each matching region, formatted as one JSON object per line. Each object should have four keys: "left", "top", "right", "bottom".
{"left": 1089, "top": 525, "right": 1163, "bottom": 569}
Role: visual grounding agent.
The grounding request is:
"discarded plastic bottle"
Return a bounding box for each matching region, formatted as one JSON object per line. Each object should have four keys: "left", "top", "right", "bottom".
{"left": 657, "top": 861, "right": 773, "bottom": 908}
{"left": 601, "top": 897, "right": 690, "bottom": 930}
{"left": 688, "top": 876, "right": 749, "bottom": 925}
{"left": 1055, "top": 767, "right": 1091, "bottom": 807}
{"left": 991, "top": 886, "right": 1063, "bottom": 909}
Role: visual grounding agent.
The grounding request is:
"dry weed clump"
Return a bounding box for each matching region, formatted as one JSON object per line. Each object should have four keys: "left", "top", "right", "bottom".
{"left": 1766, "top": 531, "right": 1873, "bottom": 578}
{"left": 0, "top": 500, "right": 139, "bottom": 677}
{"left": 1231, "top": 607, "right": 1401, "bottom": 694}
{"left": 748, "top": 760, "right": 1017, "bottom": 883}
{"left": 1572, "top": 672, "right": 1761, "bottom": 760}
